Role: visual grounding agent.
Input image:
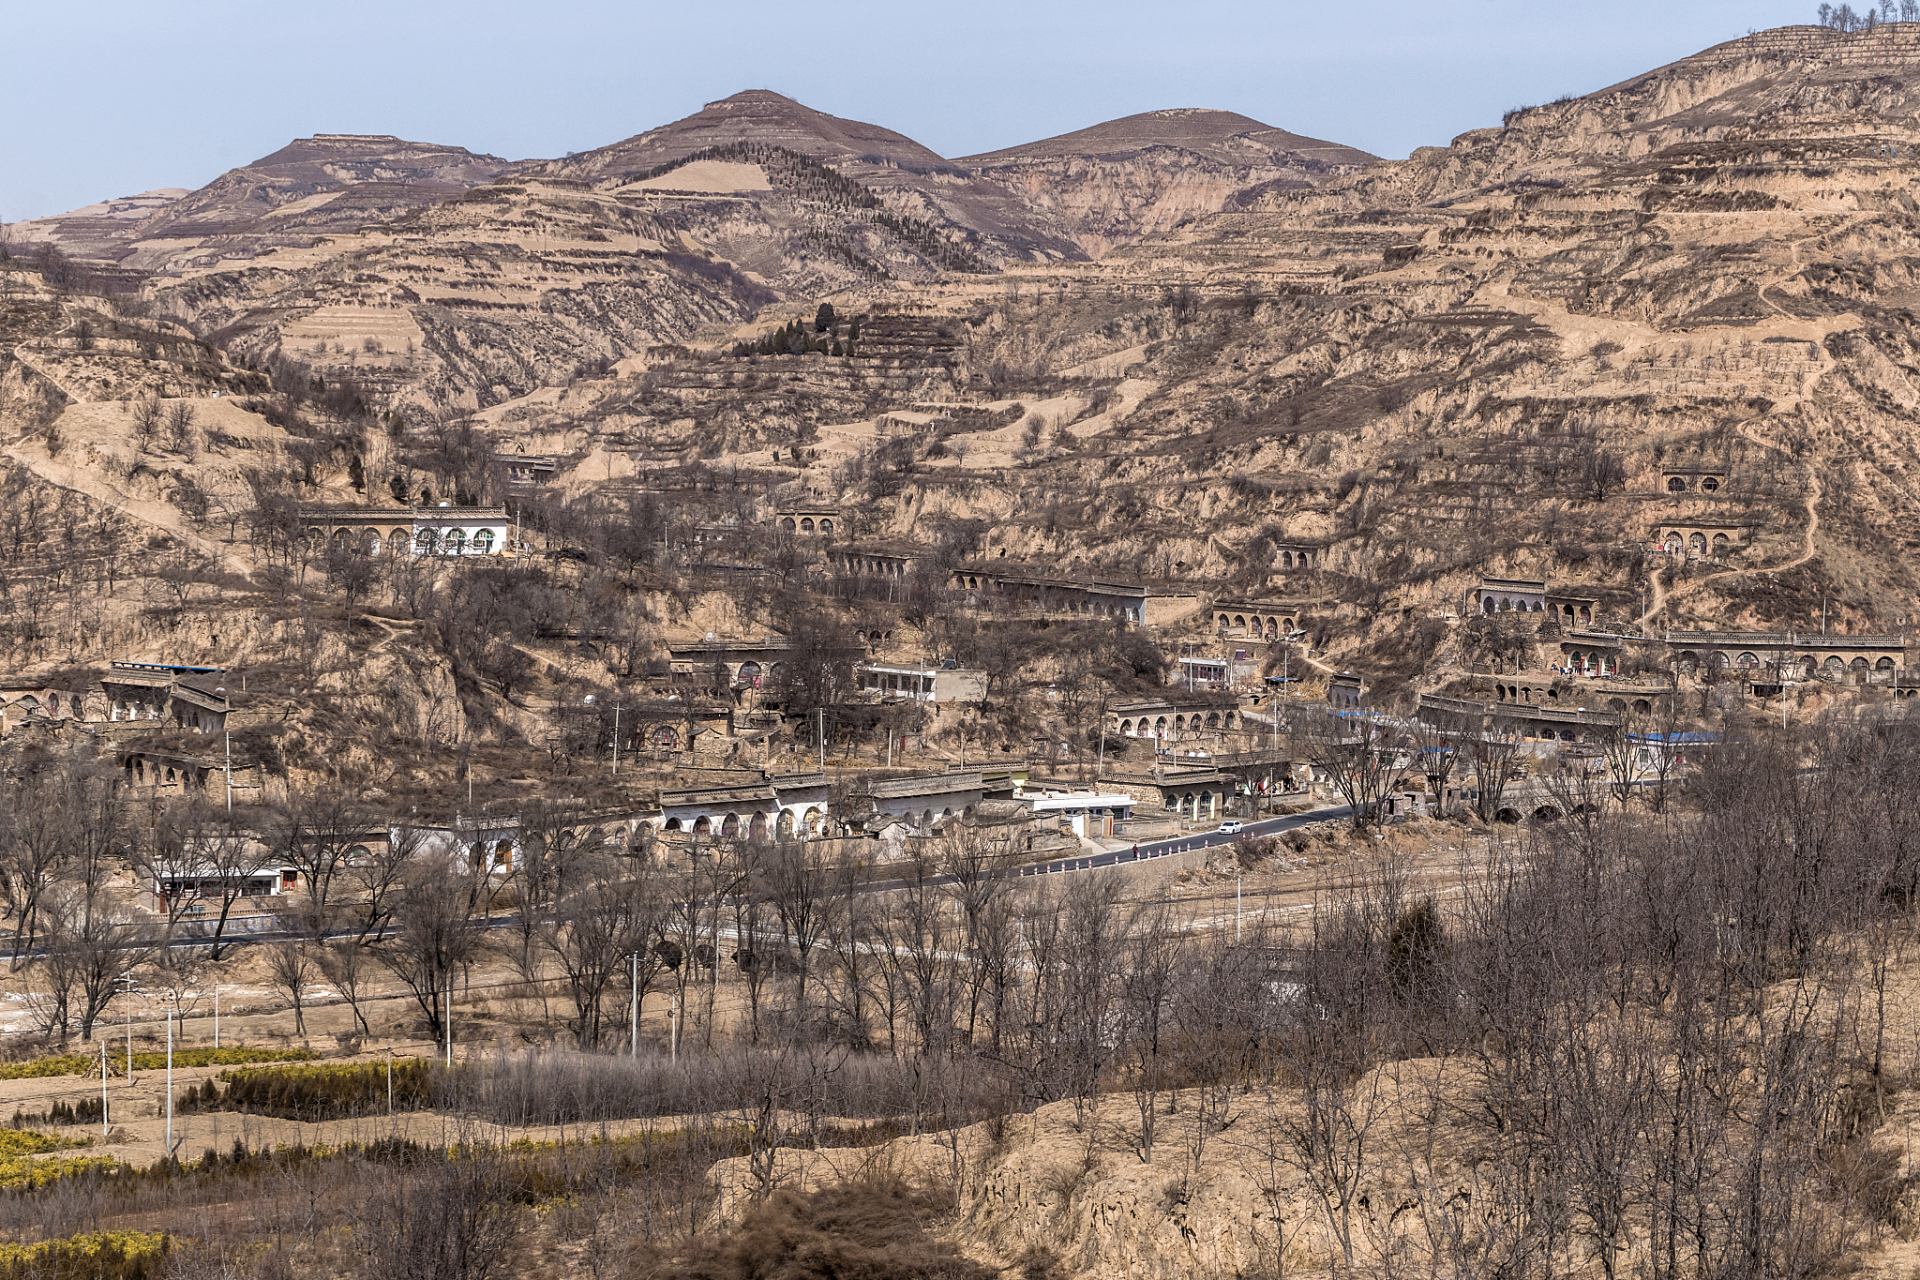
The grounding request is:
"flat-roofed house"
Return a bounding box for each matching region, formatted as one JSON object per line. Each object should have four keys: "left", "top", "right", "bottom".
{"left": 856, "top": 662, "right": 986, "bottom": 703}
{"left": 299, "top": 506, "right": 525, "bottom": 558}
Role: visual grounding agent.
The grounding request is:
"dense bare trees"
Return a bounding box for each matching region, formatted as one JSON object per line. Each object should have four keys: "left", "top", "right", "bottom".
{"left": 1300, "top": 707, "right": 1414, "bottom": 829}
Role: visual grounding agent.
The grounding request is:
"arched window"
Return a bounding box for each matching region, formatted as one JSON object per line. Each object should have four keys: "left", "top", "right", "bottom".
{"left": 492, "top": 840, "right": 512, "bottom": 869}
{"left": 665, "top": 817, "right": 683, "bottom": 831}
{"left": 444, "top": 529, "right": 466, "bottom": 556}
{"left": 1736, "top": 652, "right": 1759, "bottom": 669}
{"left": 803, "top": 807, "right": 822, "bottom": 835}
{"left": 720, "top": 813, "right": 739, "bottom": 838}
{"left": 749, "top": 813, "right": 767, "bottom": 840}
{"left": 820, "top": 519, "right": 833, "bottom": 533}
{"left": 1877, "top": 657, "right": 1896, "bottom": 671}
{"left": 1282, "top": 551, "right": 1294, "bottom": 568}
{"left": 775, "top": 811, "right": 793, "bottom": 839}
{"left": 414, "top": 530, "right": 437, "bottom": 555}
{"left": 693, "top": 816, "right": 712, "bottom": 834}
{"left": 1689, "top": 532, "right": 1707, "bottom": 555}
{"left": 1701, "top": 476, "right": 1720, "bottom": 492}
{"left": 1850, "top": 657, "right": 1870, "bottom": 676}
{"left": 471, "top": 529, "right": 495, "bottom": 554}
{"left": 1665, "top": 533, "right": 1683, "bottom": 553}
{"left": 361, "top": 530, "right": 381, "bottom": 555}
{"left": 1233, "top": 615, "right": 1246, "bottom": 629}
{"left": 1825, "top": 656, "right": 1845, "bottom": 673}
{"left": 800, "top": 518, "right": 815, "bottom": 533}
{"left": 781, "top": 518, "right": 796, "bottom": 531}
{"left": 1712, "top": 533, "right": 1729, "bottom": 556}
{"left": 1120, "top": 719, "right": 1134, "bottom": 736}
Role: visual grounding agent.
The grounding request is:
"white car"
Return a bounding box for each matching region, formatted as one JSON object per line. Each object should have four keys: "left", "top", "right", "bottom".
{"left": 1218, "top": 820, "right": 1244, "bottom": 835}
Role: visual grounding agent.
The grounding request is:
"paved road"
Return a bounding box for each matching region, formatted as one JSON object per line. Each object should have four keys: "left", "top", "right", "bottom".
{"left": 1013, "top": 803, "right": 1355, "bottom": 878}
{"left": 140, "top": 804, "right": 1357, "bottom": 955}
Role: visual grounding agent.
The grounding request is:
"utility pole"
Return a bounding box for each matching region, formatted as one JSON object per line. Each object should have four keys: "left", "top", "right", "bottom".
{"left": 629, "top": 951, "right": 640, "bottom": 1058}
{"left": 165, "top": 994, "right": 174, "bottom": 1158}
{"left": 224, "top": 728, "right": 232, "bottom": 813}
{"left": 817, "top": 707, "right": 825, "bottom": 771}
{"left": 612, "top": 702, "right": 624, "bottom": 775}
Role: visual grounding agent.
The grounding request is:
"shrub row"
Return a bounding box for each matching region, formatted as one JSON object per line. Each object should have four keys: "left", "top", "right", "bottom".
{"left": 179, "top": 1059, "right": 432, "bottom": 1121}
{"left": 9, "top": 1099, "right": 102, "bottom": 1129}
{"left": 0, "top": 1232, "right": 168, "bottom": 1280}
{"left": 0, "top": 1046, "right": 317, "bottom": 1080}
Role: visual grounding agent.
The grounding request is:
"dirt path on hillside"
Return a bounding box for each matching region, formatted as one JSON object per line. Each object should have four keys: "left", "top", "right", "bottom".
{"left": 1636, "top": 422, "right": 1822, "bottom": 629}
{"left": 3, "top": 435, "right": 256, "bottom": 583}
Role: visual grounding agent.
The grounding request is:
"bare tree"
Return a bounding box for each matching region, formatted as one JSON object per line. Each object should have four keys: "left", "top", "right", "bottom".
{"left": 32, "top": 885, "right": 161, "bottom": 1042}
{"left": 266, "top": 787, "right": 381, "bottom": 924}
{"left": 1470, "top": 716, "right": 1527, "bottom": 824}
{"left": 265, "top": 937, "right": 316, "bottom": 1037}
{"left": 1301, "top": 708, "right": 1415, "bottom": 831}
{"left": 1119, "top": 898, "right": 1186, "bottom": 1163}
{"left": 132, "top": 395, "right": 163, "bottom": 451}
{"left": 377, "top": 853, "right": 489, "bottom": 1043}
{"left": 0, "top": 750, "right": 124, "bottom": 965}
{"left": 538, "top": 865, "right": 665, "bottom": 1050}
{"left": 1410, "top": 707, "right": 1466, "bottom": 813}
{"left": 165, "top": 400, "right": 197, "bottom": 456}
{"left": 132, "top": 801, "right": 271, "bottom": 958}
{"left": 353, "top": 1136, "right": 521, "bottom": 1280}
{"left": 317, "top": 938, "right": 376, "bottom": 1037}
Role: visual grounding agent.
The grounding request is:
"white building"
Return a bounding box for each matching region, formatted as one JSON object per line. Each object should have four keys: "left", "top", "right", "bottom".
{"left": 857, "top": 662, "right": 986, "bottom": 703}
{"left": 1015, "top": 785, "right": 1136, "bottom": 838}
{"left": 298, "top": 506, "right": 526, "bottom": 558}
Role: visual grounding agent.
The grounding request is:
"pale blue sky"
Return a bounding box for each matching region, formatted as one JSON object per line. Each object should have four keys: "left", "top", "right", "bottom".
{"left": 2, "top": 0, "right": 1815, "bottom": 222}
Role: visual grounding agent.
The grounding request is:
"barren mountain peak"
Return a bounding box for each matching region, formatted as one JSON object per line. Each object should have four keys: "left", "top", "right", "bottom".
{"left": 544, "top": 88, "right": 951, "bottom": 181}
{"left": 959, "top": 107, "right": 1376, "bottom": 167}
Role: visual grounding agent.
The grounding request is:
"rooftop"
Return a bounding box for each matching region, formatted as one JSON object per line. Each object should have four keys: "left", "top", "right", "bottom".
{"left": 1665, "top": 630, "right": 1906, "bottom": 648}
{"left": 869, "top": 770, "right": 985, "bottom": 799}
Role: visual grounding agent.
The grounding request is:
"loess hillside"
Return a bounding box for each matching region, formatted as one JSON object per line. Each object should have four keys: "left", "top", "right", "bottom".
{"left": 6, "top": 23, "right": 1920, "bottom": 763}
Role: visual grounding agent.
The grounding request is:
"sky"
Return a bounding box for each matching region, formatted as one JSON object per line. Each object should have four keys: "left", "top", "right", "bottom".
{"left": 1, "top": 0, "right": 1820, "bottom": 223}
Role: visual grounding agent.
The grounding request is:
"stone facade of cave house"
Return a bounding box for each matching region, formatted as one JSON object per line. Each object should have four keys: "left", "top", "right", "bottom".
{"left": 298, "top": 505, "right": 524, "bottom": 557}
